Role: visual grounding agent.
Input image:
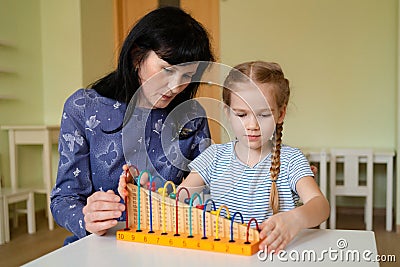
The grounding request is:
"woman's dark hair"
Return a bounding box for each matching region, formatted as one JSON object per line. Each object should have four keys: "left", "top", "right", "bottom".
{"left": 91, "top": 6, "right": 214, "bottom": 107}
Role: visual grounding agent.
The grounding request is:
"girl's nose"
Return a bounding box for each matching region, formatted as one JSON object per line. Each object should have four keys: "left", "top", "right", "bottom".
{"left": 246, "top": 114, "right": 260, "bottom": 129}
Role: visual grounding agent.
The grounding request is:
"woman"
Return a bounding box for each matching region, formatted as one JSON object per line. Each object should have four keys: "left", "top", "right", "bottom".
{"left": 50, "top": 6, "right": 214, "bottom": 244}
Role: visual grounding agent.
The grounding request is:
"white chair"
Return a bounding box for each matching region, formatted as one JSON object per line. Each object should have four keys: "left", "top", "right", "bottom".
{"left": 304, "top": 149, "right": 328, "bottom": 229}
{"left": 329, "top": 149, "right": 374, "bottom": 230}
{"left": 1, "top": 125, "right": 59, "bottom": 231}
{"left": 0, "top": 154, "right": 36, "bottom": 244}
{"left": 0, "top": 188, "right": 36, "bottom": 244}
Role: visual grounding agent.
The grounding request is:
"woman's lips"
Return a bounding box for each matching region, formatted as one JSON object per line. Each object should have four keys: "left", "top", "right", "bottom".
{"left": 161, "top": 94, "right": 173, "bottom": 100}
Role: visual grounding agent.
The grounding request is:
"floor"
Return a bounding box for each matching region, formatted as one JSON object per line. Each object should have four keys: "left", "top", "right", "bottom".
{"left": 0, "top": 211, "right": 399, "bottom": 267}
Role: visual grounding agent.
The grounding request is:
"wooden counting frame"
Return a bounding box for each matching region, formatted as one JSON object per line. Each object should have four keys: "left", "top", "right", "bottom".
{"left": 116, "top": 180, "right": 261, "bottom": 256}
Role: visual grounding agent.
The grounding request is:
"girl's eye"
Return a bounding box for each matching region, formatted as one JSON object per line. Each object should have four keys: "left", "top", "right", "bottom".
{"left": 260, "top": 113, "right": 272, "bottom": 118}
{"left": 235, "top": 113, "right": 246, "bottom": 117}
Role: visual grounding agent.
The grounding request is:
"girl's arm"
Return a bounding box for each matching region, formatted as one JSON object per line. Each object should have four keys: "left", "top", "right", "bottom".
{"left": 178, "top": 171, "right": 206, "bottom": 196}
{"left": 118, "top": 167, "right": 206, "bottom": 197}
{"left": 259, "top": 176, "right": 329, "bottom": 252}
{"left": 291, "top": 176, "right": 330, "bottom": 228}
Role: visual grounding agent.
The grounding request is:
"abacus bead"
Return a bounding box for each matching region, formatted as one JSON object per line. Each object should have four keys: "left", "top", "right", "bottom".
{"left": 157, "top": 188, "right": 167, "bottom": 196}
{"left": 169, "top": 193, "right": 176, "bottom": 199}
{"left": 184, "top": 198, "right": 190, "bottom": 204}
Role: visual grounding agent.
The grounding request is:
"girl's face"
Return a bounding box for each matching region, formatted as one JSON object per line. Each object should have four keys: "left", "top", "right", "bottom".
{"left": 226, "top": 81, "right": 286, "bottom": 152}
{"left": 137, "top": 50, "right": 199, "bottom": 109}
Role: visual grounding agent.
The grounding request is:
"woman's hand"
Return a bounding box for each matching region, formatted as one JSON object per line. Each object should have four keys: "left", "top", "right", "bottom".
{"left": 258, "top": 211, "right": 302, "bottom": 253}
{"left": 82, "top": 190, "right": 125, "bottom": 236}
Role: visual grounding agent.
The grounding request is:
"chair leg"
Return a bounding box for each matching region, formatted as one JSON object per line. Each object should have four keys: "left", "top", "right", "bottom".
{"left": 3, "top": 198, "right": 10, "bottom": 243}
{"left": 46, "top": 192, "right": 54, "bottom": 230}
{"left": 27, "top": 192, "right": 36, "bottom": 234}
{"left": 330, "top": 196, "right": 336, "bottom": 229}
{"left": 12, "top": 203, "right": 18, "bottom": 228}
{"left": 0, "top": 197, "right": 4, "bottom": 245}
{"left": 366, "top": 195, "right": 373, "bottom": 231}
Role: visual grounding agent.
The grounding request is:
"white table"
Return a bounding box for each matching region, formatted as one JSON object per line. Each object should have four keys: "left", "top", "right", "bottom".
{"left": 304, "top": 149, "right": 395, "bottom": 232}
{"left": 23, "top": 223, "right": 379, "bottom": 266}
{"left": 1, "top": 125, "right": 60, "bottom": 231}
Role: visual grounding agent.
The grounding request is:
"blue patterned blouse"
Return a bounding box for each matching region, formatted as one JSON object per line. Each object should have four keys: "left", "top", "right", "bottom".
{"left": 50, "top": 89, "right": 211, "bottom": 239}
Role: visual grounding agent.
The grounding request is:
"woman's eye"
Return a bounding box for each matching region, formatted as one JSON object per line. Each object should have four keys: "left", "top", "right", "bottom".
{"left": 235, "top": 113, "right": 246, "bottom": 117}
{"left": 182, "top": 73, "right": 193, "bottom": 80}
{"left": 163, "top": 67, "right": 173, "bottom": 74}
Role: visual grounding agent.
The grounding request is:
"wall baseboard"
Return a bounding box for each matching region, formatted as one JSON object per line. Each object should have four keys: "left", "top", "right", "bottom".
{"left": 336, "top": 206, "right": 387, "bottom": 216}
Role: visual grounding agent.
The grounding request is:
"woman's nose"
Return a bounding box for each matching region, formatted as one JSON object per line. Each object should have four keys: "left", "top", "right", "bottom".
{"left": 168, "top": 74, "right": 183, "bottom": 92}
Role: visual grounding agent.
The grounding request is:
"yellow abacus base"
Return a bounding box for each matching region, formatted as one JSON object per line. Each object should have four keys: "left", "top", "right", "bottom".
{"left": 116, "top": 228, "right": 260, "bottom": 256}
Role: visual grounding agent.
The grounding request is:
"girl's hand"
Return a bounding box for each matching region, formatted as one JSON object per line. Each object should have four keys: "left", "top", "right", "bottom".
{"left": 82, "top": 190, "right": 125, "bottom": 236}
{"left": 118, "top": 164, "right": 148, "bottom": 198}
{"left": 258, "top": 211, "right": 302, "bottom": 253}
{"left": 310, "top": 165, "right": 318, "bottom": 176}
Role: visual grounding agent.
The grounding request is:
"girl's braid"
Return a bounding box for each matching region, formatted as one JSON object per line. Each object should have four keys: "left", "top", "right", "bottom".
{"left": 269, "top": 122, "right": 283, "bottom": 214}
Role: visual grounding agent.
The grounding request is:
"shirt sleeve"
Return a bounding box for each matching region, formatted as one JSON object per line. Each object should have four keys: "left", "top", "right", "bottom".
{"left": 287, "top": 148, "right": 314, "bottom": 194}
{"left": 191, "top": 116, "right": 211, "bottom": 158}
{"left": 50, "top": 89, "right": 93, "bottom": 239}
{"left": 188, "top": 144, "right": 218, "bottom": 185}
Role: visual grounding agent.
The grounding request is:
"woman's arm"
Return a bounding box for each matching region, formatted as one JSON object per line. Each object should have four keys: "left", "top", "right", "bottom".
{"left": 50, "top": 90, "right": 93, "bottom": 238}
{"left": 51, "top": 90, "right": 125, "bottom": 238}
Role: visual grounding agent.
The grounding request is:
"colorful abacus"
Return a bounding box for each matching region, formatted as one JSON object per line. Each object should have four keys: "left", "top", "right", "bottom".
{"left": 116, "top": 171, "right": 261, "bottom": 256}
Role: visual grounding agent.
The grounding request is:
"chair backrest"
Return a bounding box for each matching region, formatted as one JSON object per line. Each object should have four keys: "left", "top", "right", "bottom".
{"left": 329, "top": 148, "right": 373, "bottom": 196}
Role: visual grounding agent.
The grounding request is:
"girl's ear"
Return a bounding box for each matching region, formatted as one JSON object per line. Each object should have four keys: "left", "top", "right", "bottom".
{"left": 277, "top": 105, "right": 287, "bottom": 124}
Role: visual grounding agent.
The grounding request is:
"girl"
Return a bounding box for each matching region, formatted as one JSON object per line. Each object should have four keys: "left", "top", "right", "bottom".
{"left": 179, "top": 61, "right": 329, "bottom": 252}
{"left": 51, "top": 6, "right": 214, "bottom": 244}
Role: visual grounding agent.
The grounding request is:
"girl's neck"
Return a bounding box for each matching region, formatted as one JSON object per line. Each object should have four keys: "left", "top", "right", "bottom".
{"left": 234, "top": 140, "right": 273, "bottom": 168}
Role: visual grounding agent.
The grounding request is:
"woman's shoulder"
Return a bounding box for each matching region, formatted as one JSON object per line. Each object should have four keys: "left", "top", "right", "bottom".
{"left": 64, "top": 88, "right": 96, "bottom": 106}
{"left": 64, "top": 88, "right": 123, "bottom": 111}
{"left": 190, "top": 99, "right": 207, "bottom": 114}
{"left": 175, "top": 99, "right": 207, "bottom": 120}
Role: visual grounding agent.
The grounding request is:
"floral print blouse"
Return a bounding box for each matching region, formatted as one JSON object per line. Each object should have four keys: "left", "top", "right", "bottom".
{"left": 50, "top": 89, "right": 210, "bottom": 239}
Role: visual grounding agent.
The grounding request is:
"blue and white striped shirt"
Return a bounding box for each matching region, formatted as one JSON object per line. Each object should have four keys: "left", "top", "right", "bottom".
{"left": 188, "top": 141, "right": 313, "bottom": 224}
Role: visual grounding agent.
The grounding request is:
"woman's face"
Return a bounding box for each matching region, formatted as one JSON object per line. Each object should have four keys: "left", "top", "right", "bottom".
{"left": 137, "top": 50, "right": 199, "bottom": 109}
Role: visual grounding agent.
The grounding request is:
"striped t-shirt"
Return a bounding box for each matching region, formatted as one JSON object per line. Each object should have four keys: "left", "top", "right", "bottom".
{"left": 188, "top": 141, "right": 313, "bottom": 224}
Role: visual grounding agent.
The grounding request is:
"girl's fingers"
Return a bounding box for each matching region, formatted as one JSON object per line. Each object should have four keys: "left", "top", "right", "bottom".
{"left": 259, "top": 220, "right": 275, "bottom": 239}
{"left": 139, "top": 172, "right": 149, "bottom": 186}
{"left": 128, "top": 165, "right": 139, "bottom": 178}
